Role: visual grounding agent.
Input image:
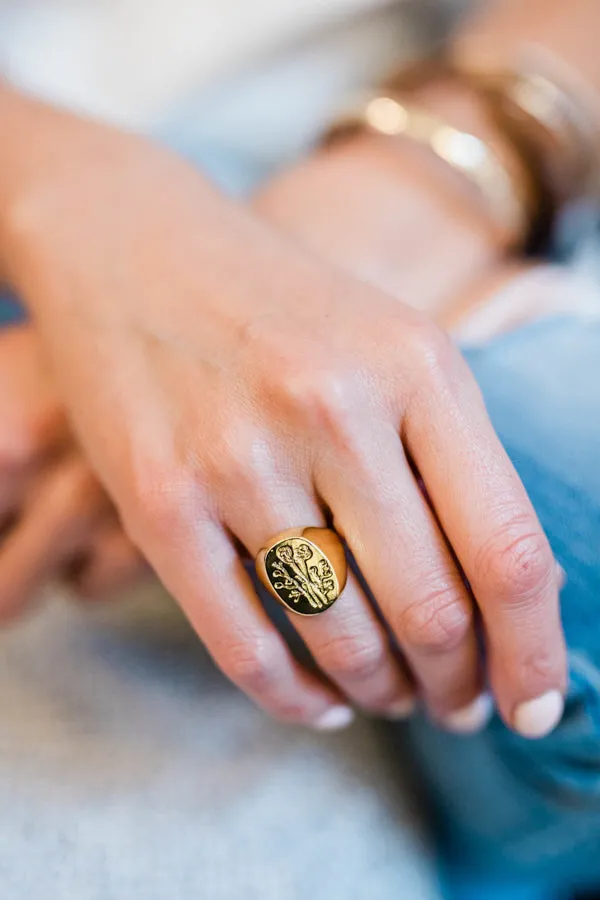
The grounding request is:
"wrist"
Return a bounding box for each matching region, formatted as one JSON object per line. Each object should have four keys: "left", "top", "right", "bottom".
{"left": 326, "top": 69, "right": 543, "bottom": 251}
{"left": 320, "top": 79, "right": 518, "bottom": 248}
{"left": 255, "top": 120, "right": 506, "bottom": 320}
{"left": 0, "top": 87, "right": 157, "bottom": 307}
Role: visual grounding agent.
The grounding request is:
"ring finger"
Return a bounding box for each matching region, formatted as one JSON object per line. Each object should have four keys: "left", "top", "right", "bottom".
{"left": 225, "top": 477, "right": 416, "bottom": 720}
{"left": 315, "top": 424, "right": 490, "bottom": 733}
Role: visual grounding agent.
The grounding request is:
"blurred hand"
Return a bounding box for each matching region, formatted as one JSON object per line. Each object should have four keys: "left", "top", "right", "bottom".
{"left": 254, "top": 133, "right": 598, "bottom": 339}
{"left": 254, "top": 126, "right": 509, "bottom": 320}
{"left": 0, "top": 326, "right": 147, "bottom": 621}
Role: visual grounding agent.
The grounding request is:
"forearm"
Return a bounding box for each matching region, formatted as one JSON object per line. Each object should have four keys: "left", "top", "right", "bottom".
{"left": 0, "top": 83, "right": 233, "bottom": 304}
{"left": 0, "top": 83, "right": 85, "bottom": 286}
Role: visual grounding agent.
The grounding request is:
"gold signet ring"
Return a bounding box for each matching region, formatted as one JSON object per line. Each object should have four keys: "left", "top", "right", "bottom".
{"left": 256, "top": 527, "right": 347, "bottom": 616}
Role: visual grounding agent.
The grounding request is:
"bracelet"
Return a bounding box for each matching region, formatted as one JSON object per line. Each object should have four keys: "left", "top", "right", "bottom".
{"left": 322, "top": 46, "right": 600, "bottom": 251}
{"left": 452, "top": 43, "right": 600, "bottom": 207}
{"left": 323, "top": 92, "right": 533, "bottom": 248}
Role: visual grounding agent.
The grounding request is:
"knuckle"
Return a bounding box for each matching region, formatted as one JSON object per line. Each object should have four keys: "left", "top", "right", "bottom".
{"left": 224, "top": 635, "right": 284, "bottom": 696}
{"left": 407, "top": 320, "right": 457, "bottom": 386}
{"left": 278, "top": 358, "right": 355, "bottom": 432}
{"left": 399, "top": 584, "right": 472, "bottom": 654}
{"left": 210, "top": 424, "right": 265, "bottom": 493}
{"left": 321, "top": 634, "right": 388, "bottom": 682}
{"left": 511, "top": 645, "right": 562, "bottom": 690}
{"left": 475, "top": 526, "right": 554, "bottom": 604}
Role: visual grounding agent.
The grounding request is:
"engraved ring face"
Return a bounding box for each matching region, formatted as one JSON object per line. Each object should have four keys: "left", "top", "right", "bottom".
{"left": 264, "top": 537, "right": 341, "bottom": 616}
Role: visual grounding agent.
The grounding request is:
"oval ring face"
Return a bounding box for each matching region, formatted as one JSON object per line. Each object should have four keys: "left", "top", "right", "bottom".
{"left": 264, "top": 537, "right": 340, "bottom": 616}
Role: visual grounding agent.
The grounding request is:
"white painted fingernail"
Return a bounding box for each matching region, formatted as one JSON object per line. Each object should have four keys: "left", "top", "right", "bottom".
{"left": 313, "top": 705, "right": 355, "bottom": 732}
{"left": 513, "top": 690, "right": 564, "bottom": 739}
{"left": 556, "top": 562, "right": 567, "bottom": 590}
{"left": 443, "top": 693, "right": 494, "bottom": 734}
{"left": 385, "top": 696, "right": 417, "bottom": 720}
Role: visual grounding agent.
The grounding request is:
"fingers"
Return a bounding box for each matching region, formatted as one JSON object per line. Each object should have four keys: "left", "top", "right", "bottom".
{"left": 0, "top": 325, "right": 70, "bottom": 530}
{"left": 286, "top": 575, "right": 416, "bottom": 720}
{"left": 227, "top": 479, "right": 416, "bottom": 720}
{"left": 0, "top": 326, "right": 69, "bottom": 466}
{"left": 315, "top": 425, "right": 488, "bottom": 732}
{"left": 404, "top": 336, "right": 566, "bottom": 738}
{"left": 126, "top": 498, "right": 354, "bottom": 731}
{"left": 65, "top": 522, "right": 150, "bottom": 601}
{"left": 0, "top": 458, "right": 110, "bottom": 622}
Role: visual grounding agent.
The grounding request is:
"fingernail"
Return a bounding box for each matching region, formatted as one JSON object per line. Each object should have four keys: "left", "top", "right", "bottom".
{"left": 313, "top": 705, "right": 355, "bottom": 732}
{"left": 385, "top": 696, "right": 417, "bottom": 720}
{"left": 513, "top": 690, "right": 564, "bottom": 739}
{"left": 442, "top": 692, "right": 494, "bottom": 734}
{"left": 556, "top": 562, "right": 567, "bottom": 590}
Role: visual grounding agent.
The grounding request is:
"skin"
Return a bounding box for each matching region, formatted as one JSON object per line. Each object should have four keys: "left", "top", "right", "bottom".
{"left": 0, "top": 326, "right": 147, "bottom": 619}
{"left": 0, "top": 257, "right": 581, "bottom": 628}
{"left": 6, "top": 127, "right": 508, "bottom": 628}
{"left": 0, "top": 81, "right": 567, "bottom": 737}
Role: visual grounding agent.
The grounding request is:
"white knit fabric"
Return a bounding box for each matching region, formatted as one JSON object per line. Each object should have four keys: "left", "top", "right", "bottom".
{"left": 0, "top": 1, "right": 408, "bottom": 124}
{"left": 0, "top": 587, "right": 441, "bottom": 900}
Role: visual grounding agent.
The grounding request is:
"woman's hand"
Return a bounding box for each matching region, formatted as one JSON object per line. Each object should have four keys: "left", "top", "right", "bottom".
{"left": 0, "top": 90, "right": 565, "bottom": 737}
{"left": 0, "top": 326, "right": 146, "bottom": 620}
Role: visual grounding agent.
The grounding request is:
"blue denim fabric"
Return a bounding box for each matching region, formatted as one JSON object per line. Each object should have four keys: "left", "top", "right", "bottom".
{"left": 0, "top": 290, "right": 25, "bottom": 326}
{"left": 404, "top": 316, "right": 600, "bottom": 897}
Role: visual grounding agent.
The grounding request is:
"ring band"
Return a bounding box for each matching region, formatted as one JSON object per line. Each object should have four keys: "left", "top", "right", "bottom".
{"left": 255, "top": 527, "right": 347, "bottom": 617}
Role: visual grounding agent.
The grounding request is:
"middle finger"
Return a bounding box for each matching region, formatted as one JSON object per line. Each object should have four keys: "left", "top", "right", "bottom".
{"left": 225, "top": 475, "right": 416, "bottom": 719}
{"left": 315, "top": 423, "right": 491, "bottom": 733}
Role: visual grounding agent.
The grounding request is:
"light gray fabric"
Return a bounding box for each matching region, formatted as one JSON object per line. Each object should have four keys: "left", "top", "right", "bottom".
{"left": 0, "top": 587, "right": 440, "bottom": 899}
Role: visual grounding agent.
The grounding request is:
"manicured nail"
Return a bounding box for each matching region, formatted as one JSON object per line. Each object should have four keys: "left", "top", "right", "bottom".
{"left": 443, "top": 692, "right": 494, "bottom": 734}
{"left": 385, "top": 696, "right": 417, "bottom": 720}
{"left": 313, "top": 705, "right": 355, "bottom": 732}
{"left": 513, "top": 690, "right": 564, "bottom": 739}
{"left": 556, "top": 562, "right": 567, "bottom": 590}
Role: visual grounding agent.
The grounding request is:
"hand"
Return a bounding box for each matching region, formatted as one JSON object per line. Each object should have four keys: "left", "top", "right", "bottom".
{"left": 0, "top": 325, "right": 146, "bottom": 621}
{"left": 1, "top": 101, "right": 566, "bottom": 739}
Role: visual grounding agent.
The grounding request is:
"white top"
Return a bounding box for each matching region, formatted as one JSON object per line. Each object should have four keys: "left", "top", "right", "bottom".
{"left": 0, "top": 1, "right": 459, "bottom": 171}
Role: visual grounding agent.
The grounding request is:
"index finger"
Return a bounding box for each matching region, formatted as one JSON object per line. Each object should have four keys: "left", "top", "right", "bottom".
{"left": 405, "top": 346, "right": 566, "bottom": 739}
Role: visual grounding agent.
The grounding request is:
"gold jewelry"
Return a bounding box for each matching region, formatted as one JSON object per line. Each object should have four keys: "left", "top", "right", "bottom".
{"left": 256, "top": 527, "right": 347, "bottom": 617}
{"left": 325, "top": 92, "right": 530, "bottom": 244}
{"left": 453, "top": 45, "right": 600, "bottom": 205}
{"left": 331, "top": 53, "right": 600, "bottom": 251}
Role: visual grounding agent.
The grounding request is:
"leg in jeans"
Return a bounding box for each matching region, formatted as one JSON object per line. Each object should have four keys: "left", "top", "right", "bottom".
{"left": 402, "top": 315, "right": 600, "bottom": 895}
